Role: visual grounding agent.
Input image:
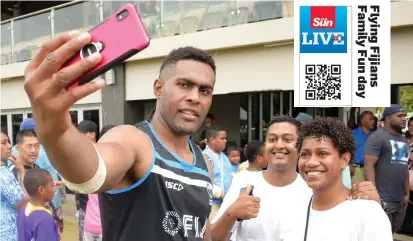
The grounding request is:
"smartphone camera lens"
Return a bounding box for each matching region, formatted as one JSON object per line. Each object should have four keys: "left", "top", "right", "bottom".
{"left": 117, "top": 10, "right": 128, "bottom": 21}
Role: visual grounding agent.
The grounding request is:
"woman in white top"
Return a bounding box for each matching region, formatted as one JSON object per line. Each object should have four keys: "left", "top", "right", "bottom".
{"left": 285, "top": 117, "right": 393, "bottom": 241}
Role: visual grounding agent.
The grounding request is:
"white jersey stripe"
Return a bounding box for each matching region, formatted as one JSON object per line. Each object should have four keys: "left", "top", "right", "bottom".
{"left": 152, "top": 164, "right": 210, "bottom": 189}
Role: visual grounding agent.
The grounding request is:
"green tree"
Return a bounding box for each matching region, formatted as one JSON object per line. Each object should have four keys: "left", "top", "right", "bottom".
{"left": 400, "top": 86, "right": 413, "bottom": 113}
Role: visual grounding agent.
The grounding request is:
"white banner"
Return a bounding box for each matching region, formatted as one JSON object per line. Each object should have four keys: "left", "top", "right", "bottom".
{"left": 294, "top": 0, "right": 391, "bottom": 107}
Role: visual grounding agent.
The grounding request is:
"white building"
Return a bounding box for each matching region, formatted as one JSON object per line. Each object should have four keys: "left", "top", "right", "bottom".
{"left": 1, "top": 0, "right": 413, "bottom": 147}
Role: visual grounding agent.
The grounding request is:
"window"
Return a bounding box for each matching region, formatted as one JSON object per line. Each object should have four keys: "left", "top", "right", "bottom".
{"left": 272, "top": 92, "right": 281, "bottom": 116}
{"left": 240, "top": 94, "right": 249, "bottom": 147}
{"left": 282, "top": 91, "right": 292, "bottom": 116}
{"left": 262, "top": 93, "right": 272, "bottom": 140}
{"left": 2, "top": 106, "right": 101, "bottom": 144}
{"left": 250, "top": 93, "right": 258, "bottom": 141}
{"left": 70, "top": 111, "right": 78, "bottom": 127}
{"left": 11, "top": 114, "right": 23, "bottom": 145}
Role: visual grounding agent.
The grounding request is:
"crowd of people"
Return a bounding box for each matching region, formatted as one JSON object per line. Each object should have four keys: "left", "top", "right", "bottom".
{"left": 0, "top": 29, "right": 411, "bottom": 241}
{"left": 0, "top": 118, "right": 115, "bottom": 241}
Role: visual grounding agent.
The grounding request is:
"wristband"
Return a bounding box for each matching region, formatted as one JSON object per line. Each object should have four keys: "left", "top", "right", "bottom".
{"left": 62, "top": 142, "right": 107, "bottom": 194}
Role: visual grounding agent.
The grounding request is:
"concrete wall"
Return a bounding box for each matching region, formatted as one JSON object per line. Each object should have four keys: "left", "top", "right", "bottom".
{"left": 101, "top": 64, "right": 144, "bottom": 126}
{"left": 1, "top": 77, "right": 101, "bottom": 110}
{"left": 125, "top": 44, "right": 294, "bottom": 101}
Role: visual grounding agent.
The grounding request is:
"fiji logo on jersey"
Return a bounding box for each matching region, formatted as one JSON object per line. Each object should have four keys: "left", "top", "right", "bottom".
{"left": 300, "top": 6, "right": 348, "bottom": 53}
{"left": 162, "top": 211, "right": 207, "bottom": 238}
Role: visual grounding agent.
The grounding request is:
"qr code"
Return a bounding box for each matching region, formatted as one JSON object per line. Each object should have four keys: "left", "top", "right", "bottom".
{"left": 304, "top": 64, "right": 341, "bottom": 100}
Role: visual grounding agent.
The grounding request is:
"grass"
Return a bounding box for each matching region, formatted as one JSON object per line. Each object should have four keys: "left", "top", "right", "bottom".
{"left": 60, "top": 194, "right": 79, "bottom": 241}
{"left": 61, "top": 219, "right": 78, "bottom": 241}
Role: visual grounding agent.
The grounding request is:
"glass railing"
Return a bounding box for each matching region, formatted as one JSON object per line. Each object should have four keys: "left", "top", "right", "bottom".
{"left": 13, "top": 12, "right": 52, "bottom": 63}
{"left": 1, "top": 22, "right": 11, "bottom": 65}
{"left": 0, "top": 0, "right": 293, "bottom": 66}
{"left": 54, "top": 1, "right": 100, "bottom": 36}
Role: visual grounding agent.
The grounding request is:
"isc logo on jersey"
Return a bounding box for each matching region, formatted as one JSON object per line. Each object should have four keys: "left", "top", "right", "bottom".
{"left": 300, "top": 6, "right": 348, "bottom": 53}
{"left": 165, "top": 181, "right": 184, "bottom": 191}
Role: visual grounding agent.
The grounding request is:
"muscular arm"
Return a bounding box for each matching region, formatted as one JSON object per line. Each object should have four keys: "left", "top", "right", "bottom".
{"left": 41, "top": 125, "right": 152, "bottom": 192}
{"left": 23, "top": 32, "right": 152, "bottom": 193}
{"left": 364, "top": 155, "right": 378, "bottom": 186}
{"left": 363, "top": 134, "right": 382, "bottom": 187}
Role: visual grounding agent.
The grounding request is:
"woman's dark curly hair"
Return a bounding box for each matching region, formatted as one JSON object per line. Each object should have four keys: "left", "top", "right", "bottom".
{"left": 296, "top": 117, "right": 357, "bottom": 160}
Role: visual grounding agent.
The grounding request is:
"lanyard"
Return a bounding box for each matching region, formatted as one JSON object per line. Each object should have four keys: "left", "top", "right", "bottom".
{"left": 304, "top": 196, "right": 313, "bottom": 241}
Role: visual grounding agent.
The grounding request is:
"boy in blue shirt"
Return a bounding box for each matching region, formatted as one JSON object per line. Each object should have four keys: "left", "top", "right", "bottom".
{"left": 226, "top": 146, "right": 241, "bottom": 177}
{"left": 17, "top": 168, "right": 59, "bottom": 241}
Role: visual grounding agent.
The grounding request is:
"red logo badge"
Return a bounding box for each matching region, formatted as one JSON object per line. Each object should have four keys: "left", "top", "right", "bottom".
{"left": 310, "top": 6, "right": 336, "bottom": 28}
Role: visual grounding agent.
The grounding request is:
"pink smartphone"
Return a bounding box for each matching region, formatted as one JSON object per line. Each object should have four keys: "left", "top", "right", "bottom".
{"left": 63, "top": 4, "right": 150, "bottom": 90}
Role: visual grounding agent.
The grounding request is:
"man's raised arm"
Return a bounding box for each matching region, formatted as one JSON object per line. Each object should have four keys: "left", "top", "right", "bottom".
{"left": 364, "top": 155, "right": 378, "bottom": 186}
{"left": 363, "top": 132, "right": 382, "bottom": 187}
{"left": 23, "top": 30, "right": 149, "bottom": 193}
{"left": 41, "top": 124, "right": 148, "bottom": 193}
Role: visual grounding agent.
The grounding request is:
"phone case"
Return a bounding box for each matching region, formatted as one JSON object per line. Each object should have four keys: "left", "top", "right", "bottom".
{"left": 64, "top": 3, "right": 150, "bottom": 90}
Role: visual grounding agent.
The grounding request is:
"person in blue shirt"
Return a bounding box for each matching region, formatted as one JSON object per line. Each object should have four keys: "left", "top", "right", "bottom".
{"left": 350, "top": 111, "right": 375, "bottom": 184}
{"left": 226, "top": 146, "right": 241, "bottom": 177}
{"left": 203, "top": 125, "right": 232, "bottom": 220}
{"left": 10, "top": 118, "right": 65, "bottom": 233}
{"left": 0, "top": 130, "right": 28, "bottom": 241}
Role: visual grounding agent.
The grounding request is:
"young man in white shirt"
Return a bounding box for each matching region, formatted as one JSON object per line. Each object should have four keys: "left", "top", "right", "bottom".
{"left": 210, "top": 115, "right": 382, "bottom": 241}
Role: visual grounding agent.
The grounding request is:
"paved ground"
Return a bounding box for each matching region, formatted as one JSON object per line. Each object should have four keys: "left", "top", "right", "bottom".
{"left": 395, "top": 234, "right": 413, "bottom": 241}
{"left": 60, "top": 194, "right": 413, "bottom": 241}
{"left": 61, "top": 194, "right": 79, "bottom": 241}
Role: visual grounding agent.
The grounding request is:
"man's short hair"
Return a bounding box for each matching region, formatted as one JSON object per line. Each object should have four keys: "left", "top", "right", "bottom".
{"left": 266, "top": 115, "right": 302, "bottom": 137}
{"left": 24, "top": 168, "right": 51, "bottom": 197}
{"left": 245, "top": 140, "right": 265, "bottom": 163}
{"left": 78, "top": 120, "right": 98, "bottom": 134}
{"left": 206, "top": 125, "right": 225, "bottom": 140}
{"left": 357, "top": 111, "right": 373, "bottom": 127}
{"left": 159, "top": 46, "right": 216, "bottom": 76}
{"left": 16, "top": 129, "right": 38, "bottom": 144}
{"left": 226, "top": 145, "right": 239, "bottom": 155}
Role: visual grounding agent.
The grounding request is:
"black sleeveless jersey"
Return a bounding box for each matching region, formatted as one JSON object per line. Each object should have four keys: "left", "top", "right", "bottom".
{"left": 99, "top": 121, "right": 213, "bottom": 241}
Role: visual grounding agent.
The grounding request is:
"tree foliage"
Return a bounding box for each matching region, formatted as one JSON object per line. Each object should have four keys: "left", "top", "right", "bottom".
{"left": 400, "top": 86, "right": 413, "bottom": 113}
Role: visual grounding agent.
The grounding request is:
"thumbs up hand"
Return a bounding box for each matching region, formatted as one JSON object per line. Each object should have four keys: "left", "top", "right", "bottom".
{"left": 227, "top": 184, "right": 261, "bottom": 221}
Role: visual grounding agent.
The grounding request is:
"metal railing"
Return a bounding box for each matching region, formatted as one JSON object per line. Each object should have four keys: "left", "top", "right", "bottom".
{"left": 1, "top": 0, "right": 293, "bottom": 66}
